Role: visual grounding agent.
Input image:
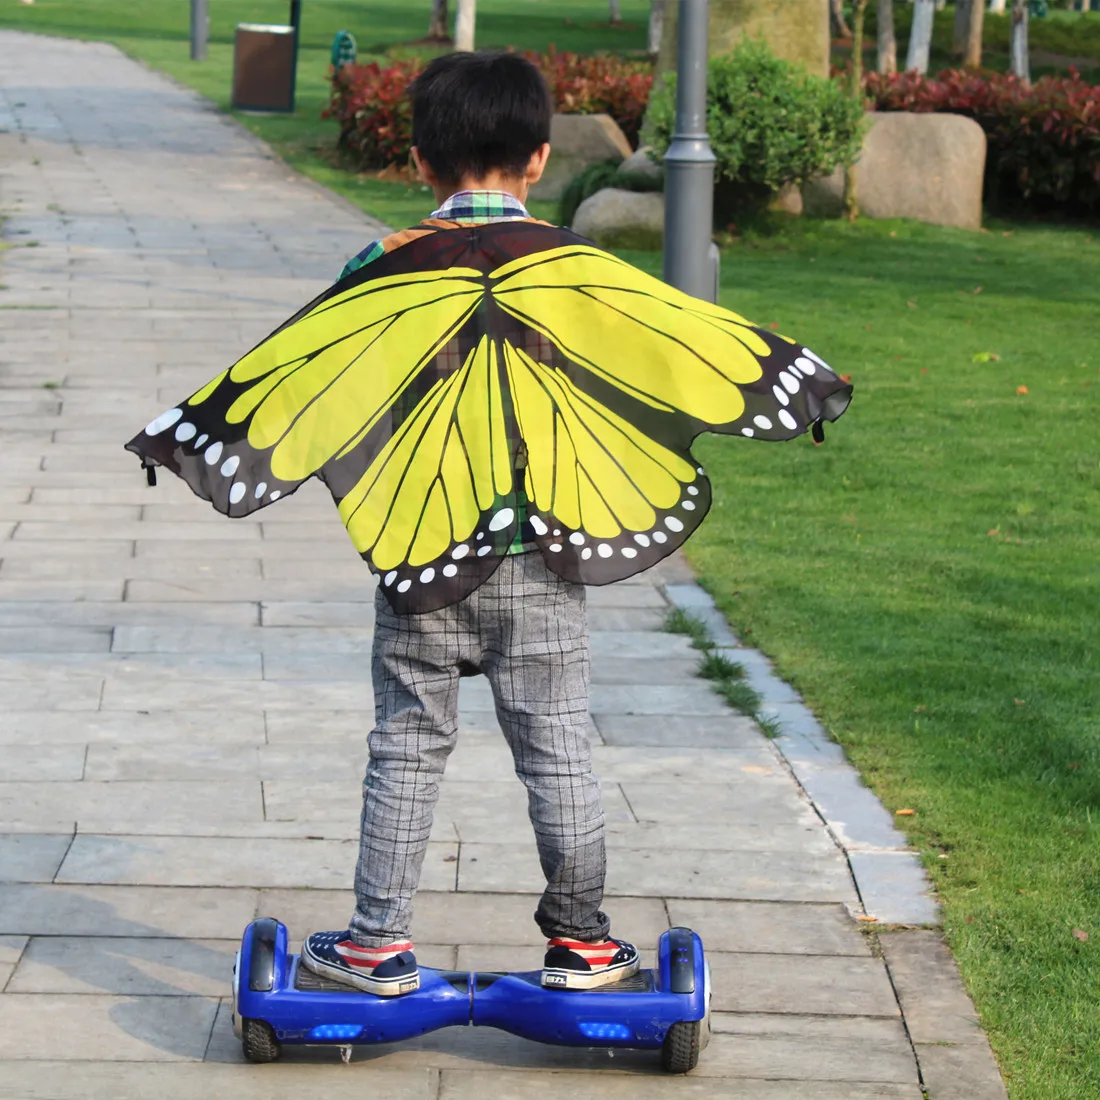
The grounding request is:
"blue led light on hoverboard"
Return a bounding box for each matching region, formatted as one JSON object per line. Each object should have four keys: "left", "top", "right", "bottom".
{"left": 308, "top": 1023, "right": 364, "bottom": 1040}
{"left": 577, "top": 1021, "right": 633, "bottom": 1041}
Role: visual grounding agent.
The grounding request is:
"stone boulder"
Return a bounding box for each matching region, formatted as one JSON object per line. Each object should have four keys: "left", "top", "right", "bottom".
{"left": 802, "top": 112, "right": 987, "bottom": 230}
{"left": 571, "top": 189, "right": 665, "bottom": 250}
{"left": 529, "top": 113, "right": 633, "bottom": 201}
{"left": 616, "top": 145, "right": 664, "bottom": 185}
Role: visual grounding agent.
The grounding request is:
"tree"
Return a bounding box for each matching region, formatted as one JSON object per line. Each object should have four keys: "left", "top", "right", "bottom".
{"left": 830, "top": 0, "right": 851, "bottom": 37}
{"left": 454, "top": 0, "right": 475, "bottom": 50}
{"left": 964, "top": 0, "right": 985, "bottom": 66}
{"left": 428, "top": 0, "right": 449, "bottom": 40}
{"left": 953, "top": 0, "right": 971, "bottom": 53}
{"left": 608, "top": 0, "right": 622, "bottom": 23}
{"left": 906, "top": 0, "right": 936, "bottom": 73}
{"left": 1010, "top": 0, "right": 1030, "bottom": 81}
{"left": 877, "top": 0, "right": 897, "bottom": 73}
{"left": 843, "top": 0, "right": 869, "bottom": 219}
{"left": 648, "top": 0, "right": 665, "bottom": 57}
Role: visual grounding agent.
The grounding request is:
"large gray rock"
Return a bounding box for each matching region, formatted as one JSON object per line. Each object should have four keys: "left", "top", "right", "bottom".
{"left": 802, "top": 112, "right": 987, "bottom": 230}
{"left": 571, "top": 188, "right": 664, "bottom": 250}
{"left": 530, "top": 113, "right": 633, "bottom": 201}
{"left": 616, "top": 145, "right": 664, "bottom": 185}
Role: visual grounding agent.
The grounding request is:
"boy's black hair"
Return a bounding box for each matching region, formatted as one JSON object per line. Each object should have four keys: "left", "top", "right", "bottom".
{"left": 410, "top": 52, "right": 552, "bottom": 185}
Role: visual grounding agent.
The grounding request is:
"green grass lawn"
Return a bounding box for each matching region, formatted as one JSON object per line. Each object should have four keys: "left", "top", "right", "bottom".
{"left": 619, "top": 219, "right": 1099, "bottom": 1099}
{"left": 3, "top": 4, "right": 1099, "bottom": 1097}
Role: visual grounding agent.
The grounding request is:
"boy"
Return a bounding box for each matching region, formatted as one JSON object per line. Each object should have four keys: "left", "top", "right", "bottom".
{"left": 299, "top": 51, "right": 641, "bottom": 996}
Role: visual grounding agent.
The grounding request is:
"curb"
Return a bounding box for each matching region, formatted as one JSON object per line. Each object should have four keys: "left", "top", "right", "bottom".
{"left": 661, "top": 581, "right": 939, "bottom": 927}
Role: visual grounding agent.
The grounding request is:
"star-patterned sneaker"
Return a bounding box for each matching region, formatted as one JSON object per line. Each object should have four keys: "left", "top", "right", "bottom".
{"left": 541, "top": 936, "right": 640, "bottom": 990}
{"left": 301, "top": 931, "right": 420, "bottom": 996}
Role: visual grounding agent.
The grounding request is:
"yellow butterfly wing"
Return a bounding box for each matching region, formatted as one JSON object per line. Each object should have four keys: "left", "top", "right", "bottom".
{"left": 492, "top": 244, "right": 850, "bottom": 440}
{"left": 132, "top": 267, "right": 485, "bottom": 513}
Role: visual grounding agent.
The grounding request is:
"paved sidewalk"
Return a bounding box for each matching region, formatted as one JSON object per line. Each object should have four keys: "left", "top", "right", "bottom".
{"left": 0, "top": 32, "right": 1006, "bottom": 1100}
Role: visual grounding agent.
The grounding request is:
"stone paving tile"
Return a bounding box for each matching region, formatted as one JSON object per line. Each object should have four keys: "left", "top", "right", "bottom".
{"left": 0, "top": 835, "right": 73, "bottom": 882}
{"left": 56, "top": 834, "right": 457, "bottom": 891}
{"left": 667, "top": 900, "right": 872, "bottom": 956}
{"left": 708, "top": 952, "right": 900, "bottom": 1016}
{"left": 100, "top": 677, "right": 373, "bottom": 712}
{"left": 0, "top": 710, "right": 267, "bottom": 746}
{"left": 0, "top": 1060, "right": 437, "bottom": 1099}
{"left": 0, "top": 677, "right": 104, "bottom": 710}
{"left": 0, "top": 992, "right": 219, "bottom": 1061}
{"left": 460, "top": 843, "right": 856, "bottom": 903}
{"left": 0, "top": 935, "right": 27, "bottom": 989}
{"left": 0, "top": 744, "right": 86, "bottom": 781}
{"left": 7, "top": 935, "right": 237, "bottom": 996}
{"left": 0, "top": 780, "right": 264, "bottom": 833}
{"left": 438, "top": 1071, "right": 922, "bottom": 1100}
{"left": 593, "top": 712, "right": 763, "bottom": 748}
{"left": 0, "top": 884, "right": 260, "bottom": 939}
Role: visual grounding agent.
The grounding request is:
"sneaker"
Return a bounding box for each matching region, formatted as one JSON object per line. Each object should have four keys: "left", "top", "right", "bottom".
{"left": 541, "top": 936, "right": 640, "bottom": 990}
{"left": 300, "top": 931, "right": 420, "bottom": 996}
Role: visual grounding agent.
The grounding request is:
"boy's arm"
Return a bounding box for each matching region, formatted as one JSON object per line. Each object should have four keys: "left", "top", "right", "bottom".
{"left": 338, "top": 239, "right": 386, "bottom": 281}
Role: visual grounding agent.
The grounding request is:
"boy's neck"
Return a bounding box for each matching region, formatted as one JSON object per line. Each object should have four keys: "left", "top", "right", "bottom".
{"left": 431, "top": 171, "right": 529, "bottom": 208}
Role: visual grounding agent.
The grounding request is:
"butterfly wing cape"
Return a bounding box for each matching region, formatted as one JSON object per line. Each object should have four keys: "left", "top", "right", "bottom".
{"left": 125, "top": 223, "right": 852, "bottom": 614}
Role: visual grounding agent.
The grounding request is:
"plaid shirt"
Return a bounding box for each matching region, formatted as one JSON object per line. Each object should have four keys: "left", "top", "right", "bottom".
{"left": 339, "top": 191, "right": 537, "bottom": 554}
{"left": 339, "top": 189, "right": 532, "bottom": 279}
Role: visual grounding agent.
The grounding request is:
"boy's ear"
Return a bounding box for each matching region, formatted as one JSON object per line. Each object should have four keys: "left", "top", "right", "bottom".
{"left": 411, "top": 147, "right": 438, "bottom": 186}
{"left": 524, "top": 143, "right": 552, "bottom": 186}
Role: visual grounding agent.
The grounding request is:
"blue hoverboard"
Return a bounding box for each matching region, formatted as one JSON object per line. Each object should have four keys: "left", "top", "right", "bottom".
{"left": 232, "top": 918, "right": 711, "bottom": 1073}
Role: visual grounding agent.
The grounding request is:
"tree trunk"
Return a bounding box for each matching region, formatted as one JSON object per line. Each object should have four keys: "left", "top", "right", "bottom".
{"left": 1010, "top": 0, "right": 1029, "bottom": 82}
{"left": 830, "top": 0, "right": 851, "bottom": 38}
{"left": 843, "top": 0, "right": 869, "bottom": 220}
{"left": 877, "top": 0, "right": 897, "bottom": 73}
{"left": 964, "top": 0, "right": 985, "bottom": 67}
{"left": 609, "top": 0, "right": 622, "bottom": 23}
{"left": 428, "top": 0, "right": 449, "bottom": 40}
{"left": 906, "top": 0, "right": 935, "bottom": 74}
{"left": 953, "top": 0, "right": 971, "bottom": 53}
{"left": 648, "top": 0, "right": 665, "bottom": 57}
{"left": 655, "top": 0, "right": 832, "bottom": 79}
{"left": 454, "top": 0, "right": 476, "bottom": 51}
{"left": 988, "top": 0, "right": 1006, "bottom": 14}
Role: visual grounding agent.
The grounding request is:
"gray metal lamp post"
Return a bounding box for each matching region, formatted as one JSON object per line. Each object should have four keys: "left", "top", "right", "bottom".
{"left": 190, "top": 0, "right": 208, "bottom": 61}
{"left": 662, "top": 0, "right": 717, "bottom": 302}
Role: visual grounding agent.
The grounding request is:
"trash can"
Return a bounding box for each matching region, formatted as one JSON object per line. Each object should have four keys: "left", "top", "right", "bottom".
{"left": 232, "top": 23, "right": 297, "bottom": 113}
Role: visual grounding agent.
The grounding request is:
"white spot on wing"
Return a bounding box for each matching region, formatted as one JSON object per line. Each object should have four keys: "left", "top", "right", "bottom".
{"left": 145, "top": 408, "right": 183, "bottom": 436}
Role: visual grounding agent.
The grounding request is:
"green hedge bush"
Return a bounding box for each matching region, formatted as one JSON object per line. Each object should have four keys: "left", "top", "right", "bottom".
{"left": 648, "top": 40, "right": 865, "bottom": 221}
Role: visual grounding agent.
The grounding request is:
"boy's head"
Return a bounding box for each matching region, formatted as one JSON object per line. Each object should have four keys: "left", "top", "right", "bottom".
{"left": 410, "top": 52, "right": 552, "bottom": 199}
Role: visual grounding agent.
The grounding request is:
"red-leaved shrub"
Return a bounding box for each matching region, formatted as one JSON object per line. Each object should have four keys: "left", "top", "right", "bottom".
{"left": 524, "top": 47, "right": 653, "bottom": 148}
{"left": 864, "top": 68, "right": 1100, "bottom": 217}
{"left": 326, "top": 49, "right": 653, "bottom": 170}
{"left": 326, "top": 56, "right": 424, "bottom": 169}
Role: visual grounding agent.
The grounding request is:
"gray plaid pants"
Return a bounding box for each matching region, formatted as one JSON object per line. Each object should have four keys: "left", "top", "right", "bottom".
{"left": 349, "top": 553, "right": 611, "bottom": 948}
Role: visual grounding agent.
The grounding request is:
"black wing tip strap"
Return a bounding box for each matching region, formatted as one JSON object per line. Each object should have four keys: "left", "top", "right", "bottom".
{"left": 811, "top": 421, "right": 825, "bottom": 446}
{"left": 142, "top": 457, "right": 158, "bottom": 486}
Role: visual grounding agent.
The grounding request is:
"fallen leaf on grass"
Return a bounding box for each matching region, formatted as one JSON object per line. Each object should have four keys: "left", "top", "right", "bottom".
{"left": 1017, "top": 385, "right": 1029, "bottom": 395}
{"left": 972, "top": 351, "right": 1000, "bottom": 362}
{"left": 907, "top": 301, "right": 918, "bottom": 309}
{"left": 769, "top": 322, "right": 779, "bottom": 330}
{"left": 895, "top": 808, "right": 916, "bottom": 816}
{"left": 839, "top": 373, "right": 852, "bottom": 383}
{"left": 1073, "top": 929, "right": 1088, "bottom": 942}
{"left": 988, "top": 527, "right": 1001, "bottom": 537}
{"left": 1014, "top": 699, "right": 1027, "bottom": 706}
{"left": 973, "top": 286, "right": 983, "bottom": 294}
